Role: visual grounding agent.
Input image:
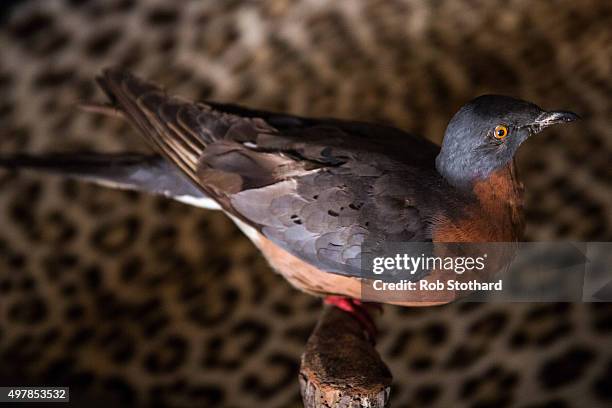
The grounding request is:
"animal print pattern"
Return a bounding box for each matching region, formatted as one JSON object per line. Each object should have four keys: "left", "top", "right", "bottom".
{"left": 0, "top": 0, "right": 611, "bottom": 406}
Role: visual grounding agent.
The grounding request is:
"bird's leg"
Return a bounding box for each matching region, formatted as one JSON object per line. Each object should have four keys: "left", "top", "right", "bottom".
{"left": 324, "top": 296, "right": 382, "bottom": 344}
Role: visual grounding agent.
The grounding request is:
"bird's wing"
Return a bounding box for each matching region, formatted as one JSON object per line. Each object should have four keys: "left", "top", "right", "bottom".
{"left": 97, "top": 68, "right": 446, "bottom": 277}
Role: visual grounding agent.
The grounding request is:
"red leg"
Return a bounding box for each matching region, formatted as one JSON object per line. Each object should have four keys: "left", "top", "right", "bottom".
{"left": 324, "top": 296, "right": 382, "bottom": 344}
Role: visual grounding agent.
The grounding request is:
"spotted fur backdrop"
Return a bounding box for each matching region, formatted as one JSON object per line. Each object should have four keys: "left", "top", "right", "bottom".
{"left": 0, "top": 0, "right": 611, "bottom": 407}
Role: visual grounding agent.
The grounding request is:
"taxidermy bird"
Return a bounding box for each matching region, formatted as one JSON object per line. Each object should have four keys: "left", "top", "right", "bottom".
{"left": 0, "top": 68, "right": 579, "bottom": 337}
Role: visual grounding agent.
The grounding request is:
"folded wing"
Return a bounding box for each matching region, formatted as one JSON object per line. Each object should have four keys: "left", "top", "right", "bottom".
{"left": 97, "top": 68, "right": 445, "bottom": 277}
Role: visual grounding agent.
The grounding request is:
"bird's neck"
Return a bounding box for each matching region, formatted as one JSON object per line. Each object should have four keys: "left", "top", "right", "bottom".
{"left": 433, "top": 161, "right": 525, "bottom": 242}
{"left": 469, "top": 161, "right": 525, "bottom": 241}
{"left": 435, "top": 148, "right": 502, "bottom": 191}
{"left": 472, "top": 161, "right": 523, "bottom": 209}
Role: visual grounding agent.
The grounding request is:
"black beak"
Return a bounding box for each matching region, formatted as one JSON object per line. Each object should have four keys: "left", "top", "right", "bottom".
{"left": 532, "top": 110, "right": 580, "bottom": 131}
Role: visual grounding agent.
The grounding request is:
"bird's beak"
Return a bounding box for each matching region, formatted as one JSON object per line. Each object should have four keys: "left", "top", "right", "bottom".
{"left": 531, "top": 110, "right": 580, "bottom": 132}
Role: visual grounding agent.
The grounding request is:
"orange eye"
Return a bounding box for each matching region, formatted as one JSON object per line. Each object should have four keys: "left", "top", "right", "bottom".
{"left": 494, "top": 125, "right": 508, "bottom": 139}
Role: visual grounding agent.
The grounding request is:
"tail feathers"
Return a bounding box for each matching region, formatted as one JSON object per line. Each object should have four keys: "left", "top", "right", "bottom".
{"left": 0, "top": 152, "right": 158, "bottom": 185}
{"left": 0, "top": 152, "right": 149, "bottom": 172}
{"left": 0, "top": 152, "right": 220, "bottom": 209}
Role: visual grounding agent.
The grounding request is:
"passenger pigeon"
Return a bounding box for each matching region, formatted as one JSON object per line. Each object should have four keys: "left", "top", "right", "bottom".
{"left": 0, "top": 69, "right": 579, "bottom": 336}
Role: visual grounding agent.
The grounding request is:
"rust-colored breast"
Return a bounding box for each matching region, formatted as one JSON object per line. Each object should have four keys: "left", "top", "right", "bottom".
{"left": 434, "top": 163, "right": 525, "bottom": 242}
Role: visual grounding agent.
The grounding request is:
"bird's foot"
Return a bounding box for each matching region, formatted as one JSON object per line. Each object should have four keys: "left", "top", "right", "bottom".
{"left": 324, "top": 296, "right": 382, "bottom": 344}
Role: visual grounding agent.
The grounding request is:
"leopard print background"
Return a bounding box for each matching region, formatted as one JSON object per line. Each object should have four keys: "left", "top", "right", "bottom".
{"left": 0, "top": 0, "right": 611, "bottom": 407}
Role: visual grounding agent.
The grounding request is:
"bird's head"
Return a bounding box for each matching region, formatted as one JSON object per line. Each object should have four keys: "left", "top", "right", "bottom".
{"left": 436, "top": 95, "right": 579, "bottom": 189}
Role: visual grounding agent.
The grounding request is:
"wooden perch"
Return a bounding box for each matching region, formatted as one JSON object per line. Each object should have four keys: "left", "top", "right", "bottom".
{"left": 299, "top": 305, "right": 392, "bottom": 408}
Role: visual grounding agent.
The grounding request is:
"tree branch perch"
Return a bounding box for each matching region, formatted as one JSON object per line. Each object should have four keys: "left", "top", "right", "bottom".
{"left": 299, "top": 305, "right": 392, "bottom": 408}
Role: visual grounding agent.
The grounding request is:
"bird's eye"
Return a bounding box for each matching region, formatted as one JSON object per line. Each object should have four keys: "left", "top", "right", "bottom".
{"left": 494, "top": 125, "right": 508, "bottom": 140}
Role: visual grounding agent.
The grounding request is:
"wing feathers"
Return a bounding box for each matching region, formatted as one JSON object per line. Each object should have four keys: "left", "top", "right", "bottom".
{"left": 93, "top": 68, "right": 437, "bottom": 279}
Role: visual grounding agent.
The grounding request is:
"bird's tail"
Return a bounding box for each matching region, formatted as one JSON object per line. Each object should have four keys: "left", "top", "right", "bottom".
{"left": 0, "top": 152, "right": 158, "bottom": 186}
{"left": 0, "top": 152, "right": 218, "bottom": 209}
